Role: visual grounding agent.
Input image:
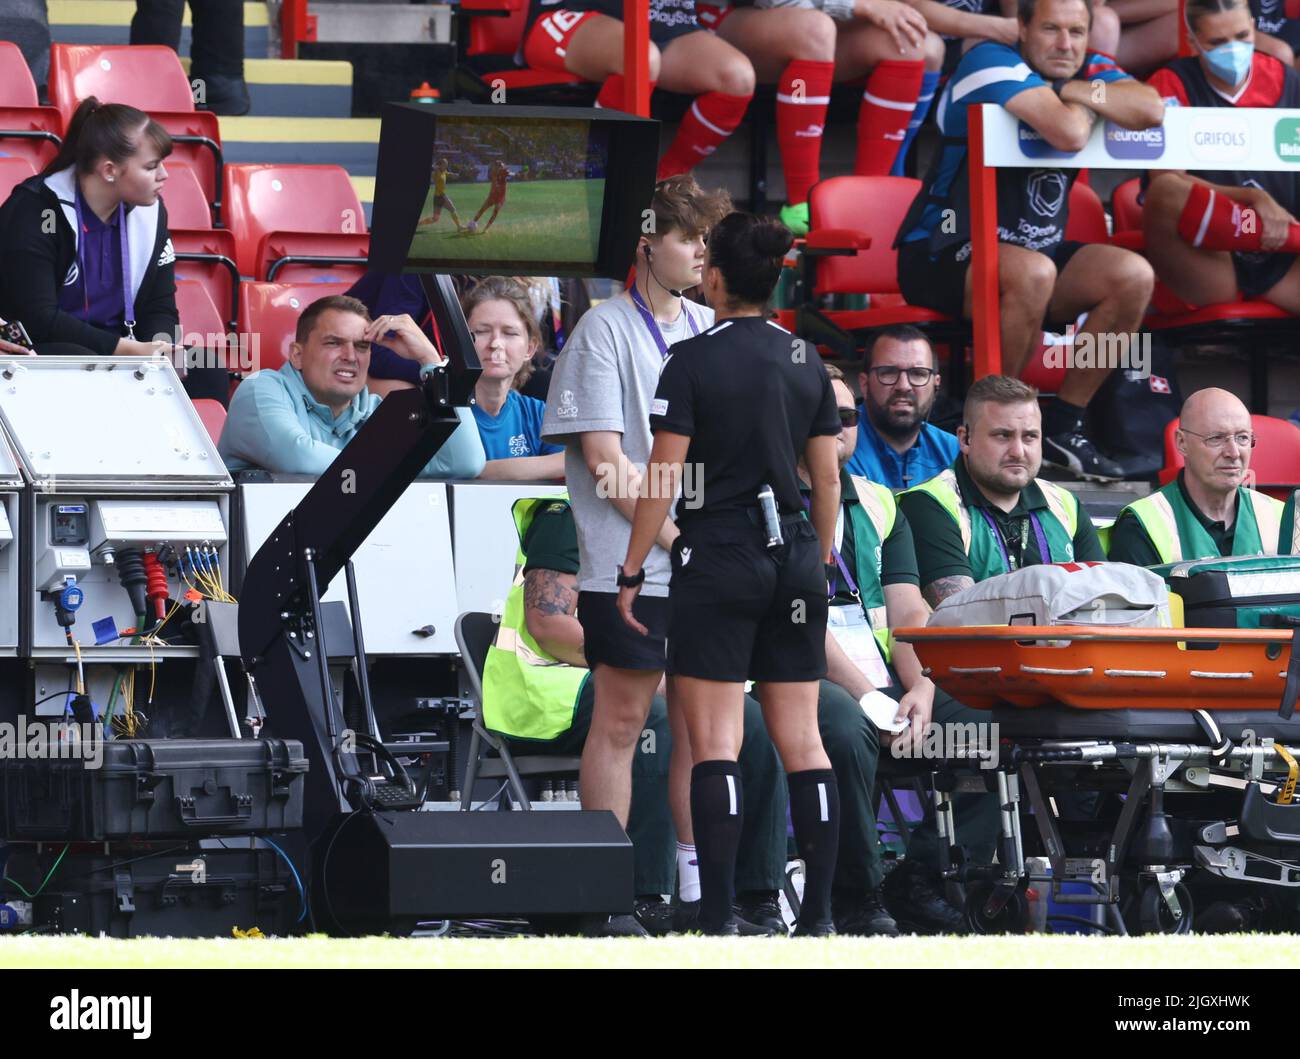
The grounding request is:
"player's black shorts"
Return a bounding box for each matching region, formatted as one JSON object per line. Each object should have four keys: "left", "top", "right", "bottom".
{"left": 898, "top": 237, "right": 1087, "bottom": 321}
{"left": 433, "top": 193, "right": 455, "bottom": 211}
{"left": 1231, "top": 248, "right": 1298, "bottom": 299}
{"left": 667, "top": 512, "right": 828, "bottom": 683}
{"left": 579, "top": 590, "right": 669, "bottom": 671}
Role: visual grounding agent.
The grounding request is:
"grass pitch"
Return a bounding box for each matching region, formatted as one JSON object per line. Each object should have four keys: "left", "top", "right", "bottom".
{"left": 2, "top": 933, "right": 1295, "bottom": 969}
{"left": 410, "top": 178, "right": 603, "bottom": 265}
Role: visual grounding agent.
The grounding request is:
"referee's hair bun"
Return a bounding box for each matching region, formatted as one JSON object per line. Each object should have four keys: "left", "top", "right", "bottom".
{"left": 753, "top": 219, "right": 795, "bottom": 260}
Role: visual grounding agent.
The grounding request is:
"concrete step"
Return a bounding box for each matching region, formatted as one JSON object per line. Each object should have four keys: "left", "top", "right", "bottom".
{"left": 216, "top": 114, "right": 379, "bottom": 173}
{"left": 182, "top": 56, "right": 353, "bottom": 117}
{"left": 48, "top": 0, "right": 271, "bottom": 57}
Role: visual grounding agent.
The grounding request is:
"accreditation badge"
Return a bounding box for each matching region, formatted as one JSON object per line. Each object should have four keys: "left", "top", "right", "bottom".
{"left": 828, "top": 603, "right": 892, "bottom": 689}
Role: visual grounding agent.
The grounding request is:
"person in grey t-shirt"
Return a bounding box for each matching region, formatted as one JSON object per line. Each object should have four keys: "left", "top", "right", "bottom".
{"left": 540, "top": 175, "right": 732, "bottom": 935}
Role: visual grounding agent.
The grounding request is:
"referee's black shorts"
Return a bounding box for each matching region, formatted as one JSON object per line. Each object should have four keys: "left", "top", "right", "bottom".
{"left": 579, "top": 590, "right": 670, "bottom": 671}
{"left": 667, "top": 513, "right": 828, "bottom": 684}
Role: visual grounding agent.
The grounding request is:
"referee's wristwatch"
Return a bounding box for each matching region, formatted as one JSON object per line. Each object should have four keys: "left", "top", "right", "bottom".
{"left": 616, "top": 565, "right": 646, "bottom": 588}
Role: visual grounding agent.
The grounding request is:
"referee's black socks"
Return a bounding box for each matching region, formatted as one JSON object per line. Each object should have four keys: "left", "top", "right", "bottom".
{"left": 690, "top": 760, "right": 744, "bottom": 932}
{"left": 788, "top": 769, "right": 840, "bottom": 928}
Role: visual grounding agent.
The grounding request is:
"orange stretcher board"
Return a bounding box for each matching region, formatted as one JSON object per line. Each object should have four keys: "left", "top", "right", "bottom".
{"left": 894, "top": 626, "right": 1297, "bottom": 711}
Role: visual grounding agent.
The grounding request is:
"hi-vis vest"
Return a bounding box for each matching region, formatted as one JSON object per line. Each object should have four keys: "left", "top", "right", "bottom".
{"left": 905, "top": 466, "right": 1080, "bottom": 581}
{"left": 843, "top": 474, "right": 897, "bottom": 662}
{"left": 1121, "top": 479, "right": 1283, "bottom": 565}
{"left": 1282, "top": 489, "right": 1299, "bottom": 556}
{"left": 480, "top": 495, "right": 587, "bottom": 742}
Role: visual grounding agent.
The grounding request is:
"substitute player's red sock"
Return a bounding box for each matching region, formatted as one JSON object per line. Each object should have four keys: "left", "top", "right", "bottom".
{"left": 595, "top": 73, "right": 657, "bottom": 109}
{"left": 775, "top": 59, "right": 834, "bottom": 206}
{"left": 855, "top": 60, "right": 924, "bottom": 176}
{"left": 657, "top": 90, "right": 752, "bottom": 180}
{"left": 1177, "top": 182, "right": 1300, "bottom": 252}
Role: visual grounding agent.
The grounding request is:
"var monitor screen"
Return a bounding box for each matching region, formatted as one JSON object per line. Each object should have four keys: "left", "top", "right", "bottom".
{"left": 369, "top": 103, "right": 660, "bottom": 279}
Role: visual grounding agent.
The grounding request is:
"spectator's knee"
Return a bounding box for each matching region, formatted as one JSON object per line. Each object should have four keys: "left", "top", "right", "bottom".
{"left": 796, "top": 10, "right": 837, "bottom": 61}
{"left": 1143, "top": 172, "right": 1189, "bottom": 221}
{"left": 1112, "top": 251, "right": 1156, "bottom": 303}
{"left": 923, "top": 31, "right": 946, "bottom": 72}
{"left": 717, "top": 55, "right": 756, "bottom": 97}
{"left": 647, "top": 43, "right": 662, "bottom": 83}
{"left": 1002, "top": 252, "right": 1057, "bottom": 302}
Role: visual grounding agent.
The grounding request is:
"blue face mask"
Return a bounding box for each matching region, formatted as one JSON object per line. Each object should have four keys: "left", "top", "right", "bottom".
{"left": 1200, "top": 39, "right": 1254, "bottom": 85}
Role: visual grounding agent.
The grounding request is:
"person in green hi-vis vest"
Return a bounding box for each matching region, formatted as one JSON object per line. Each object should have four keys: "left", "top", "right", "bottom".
{"left": 1284, "top": 488, "right": 1300, "bottom": 556}
{"left": 1108, "top": 389, "right": 1283, "bottom": 566}
{"left": 778, "top": 365, "right": 972, "bottom": 935}
{"left": 897, "top": 374, "right": 1106, "bottom": 929}
{"left": 482, "top": 495, "right": 789, "bottom": 937}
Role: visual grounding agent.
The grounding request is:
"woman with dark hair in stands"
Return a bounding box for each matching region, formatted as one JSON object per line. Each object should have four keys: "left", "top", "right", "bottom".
{"left": 0, "top": 97, "right": 219, "bottom": 394}
{"left": 616, "top": 212, "right": 844, "bottom": 936}
{"left": 1142, "top": 0, "right": 1300, "bottom": 313}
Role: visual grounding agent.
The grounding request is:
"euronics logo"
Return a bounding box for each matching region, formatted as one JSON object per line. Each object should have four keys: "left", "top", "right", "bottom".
{"left": 1104, "top": 120, "right": 1165, "bottom": 160}
{"left": 1275, "top": 117, "right": 1300, "bottom": 162}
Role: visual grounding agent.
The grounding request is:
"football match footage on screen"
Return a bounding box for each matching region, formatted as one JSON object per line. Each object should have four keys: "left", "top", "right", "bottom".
{"left": 409, "top": 116, "right": 609, "bottom": 270}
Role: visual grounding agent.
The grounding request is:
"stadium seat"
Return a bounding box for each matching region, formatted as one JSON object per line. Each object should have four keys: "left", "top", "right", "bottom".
{"left": 238, "top": 280, "right": 353, "bottom": 374}
{"left": 192, "top": 398, "right": 227, "bottom": 446}
{"left": 798, "top": 175, "right": 969, "bottom": 366}
{"left": 173, "top": 230, "right": 241, "bottom": 329}
{"left": 223, "top": 163, "right": 370, "bottom": 281}
{"left": 451, "top": 0, "right": 592, "bottom": 104}
{"left": 1064, "top": 181, "right": 1109, "bottom": 244}
{"left": 48, "top": 44, "right": 224, "bottom": 216}
{"left": 0, "top": 41, "right": 64, "bottom": 172}
{"left": 1159, "top": 415, "right": 1300, "bottom": 498}
{"left": 160, "top": 160, "right": 214, "bottom": 230}
{"left": 0, "top": 154, "right": 36, "bottom": 204}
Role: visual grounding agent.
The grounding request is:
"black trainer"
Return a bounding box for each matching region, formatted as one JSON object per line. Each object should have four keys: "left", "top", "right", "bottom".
{"left": 672, "top": 898, "right": 700, "bottom": 934}
{"left": 578, "top": 913, "right": 649, "bottom": 938}
{"left": 833, "top": 887, "right": 900, "bottom": 937}
{"left": 882, "top": 863, "right": 968, "bottom": 935}
{"left": 735, "top": 890, "right": 787, "bottom": 936}
{"left": 634, "top": 896, "right": 675, "bottom": 937}
{"left": 1042, "top": 428, "right": 1125, "bottom": 482}
{"left": 791, "top": 919, "right": 837, "bottom": 937}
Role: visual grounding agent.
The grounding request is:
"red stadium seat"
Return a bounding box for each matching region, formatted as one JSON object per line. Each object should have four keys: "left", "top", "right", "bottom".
{"left": 1065, "top": 181, "right": 1109, "bottom": 244}
{"left": 192, "top": 398, "right": 227, "bottom": 446}
{"left": 1112, "top": 177, "right": 1143, "bottom": 234}
{"left": 0, "top": 41, "right": 64, "bottom": 171}
{"left": 799, "top": 175, "right": 969, "bottom": 364}
{"left": 1159, "top": 415, "right": 1300, "bottom": 497}
{"left": 48, "top": 45, "right": 223, "bottom": 214}
{"left": 455, "top": 0, "right": 590, "bottom": 100}
{"left": 160, "top": 160, "right": 213, "bottom": 229}
{"left": 223, "top": 163, "right": 370, "bottom": 280}
{"left": 175, "top": 278, "right": 225, "bottom": 339}
{"left": 238, "top": 280, "right": 353, "bottom": 374}
{"left": 173, "top": 229, "right": 240, "bottom": 328}
{"left": 0, "top": 154, "right": 36, "bottom": 204}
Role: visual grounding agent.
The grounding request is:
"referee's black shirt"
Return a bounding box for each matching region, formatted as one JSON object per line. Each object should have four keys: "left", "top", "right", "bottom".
{"left": 649, "top": 316, "right": 841, "bottom": 528}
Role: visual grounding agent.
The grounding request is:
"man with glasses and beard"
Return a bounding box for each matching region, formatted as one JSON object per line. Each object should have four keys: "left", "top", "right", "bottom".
{"left": 846, "top": 325, "right": 958, "bottom": 491}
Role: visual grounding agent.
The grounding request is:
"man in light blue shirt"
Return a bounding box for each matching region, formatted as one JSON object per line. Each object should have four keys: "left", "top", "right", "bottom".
{"left": 846, "top": 324, "right": 958, "bottom": 492}
{"left": 220, "top": 294, "right": 486, "bottom": 478}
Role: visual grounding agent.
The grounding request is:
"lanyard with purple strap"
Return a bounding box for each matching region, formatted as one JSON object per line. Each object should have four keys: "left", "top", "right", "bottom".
{"left": 73, "top": 188, "right": 135, "bottom": 339}
{"left": 628, "top": 283, "right": 698, "bottom": 358}
{"left": 977, "top": 506, "right": 1049, "bottom": 572}
{"left": 801, "top": 493, "right": 861, "bottom": 602}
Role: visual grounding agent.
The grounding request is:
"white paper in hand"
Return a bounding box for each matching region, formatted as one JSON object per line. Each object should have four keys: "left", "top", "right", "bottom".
{"left": 859, "top": 689, "right": 907, "bottom": 733}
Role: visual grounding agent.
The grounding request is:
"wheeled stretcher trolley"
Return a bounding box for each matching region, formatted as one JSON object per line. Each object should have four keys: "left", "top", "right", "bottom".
{"left": 893, "top": 626, "right": 1300, "bottom": 934}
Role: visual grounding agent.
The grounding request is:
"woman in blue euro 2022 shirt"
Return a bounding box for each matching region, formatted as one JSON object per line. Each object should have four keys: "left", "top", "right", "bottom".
{"left": 464, "top": 277, "right": 566, "bottom": 482}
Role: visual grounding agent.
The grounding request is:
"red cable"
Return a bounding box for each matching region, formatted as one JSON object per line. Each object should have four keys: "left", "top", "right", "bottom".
{"left": 143, "top": 552, "right": 168, "bottom": 621}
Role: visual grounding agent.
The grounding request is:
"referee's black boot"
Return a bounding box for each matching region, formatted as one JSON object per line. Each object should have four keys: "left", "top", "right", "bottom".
{"left": 734, "top": 890, "right": 787, "bottom": 936}
{"left": 791, "top": 919, "right": 836, "bottom": 938}
{"left": 832, "top": 886, "right": 900, "bottom": 937}
{"left": 882, "top": 863, "right": 968, "bottom": 935}
{"left": 578, "top": 913, "right": 649, "bottom": 938}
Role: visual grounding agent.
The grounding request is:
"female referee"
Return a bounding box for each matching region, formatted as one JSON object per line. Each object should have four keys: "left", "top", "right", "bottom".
{"left": 616, "top": 212, "right": 844, "bottom": 936}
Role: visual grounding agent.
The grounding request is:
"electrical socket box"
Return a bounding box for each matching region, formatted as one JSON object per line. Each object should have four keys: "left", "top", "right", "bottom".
{"left": 89, "top": 499, "right": 228, "bottom": 559}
